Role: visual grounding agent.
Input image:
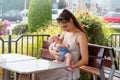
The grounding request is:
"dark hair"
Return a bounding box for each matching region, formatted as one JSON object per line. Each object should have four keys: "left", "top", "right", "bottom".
{"left": 57, "top": 9, "right": 87, "bottom": 38}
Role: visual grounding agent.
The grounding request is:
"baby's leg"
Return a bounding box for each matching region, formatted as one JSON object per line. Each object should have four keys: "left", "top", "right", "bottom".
{"left": 65, "top": 53, "right": 74, "bottom": 71}
{"left": 65, "top": 53, "right": 72, "bottom": 66}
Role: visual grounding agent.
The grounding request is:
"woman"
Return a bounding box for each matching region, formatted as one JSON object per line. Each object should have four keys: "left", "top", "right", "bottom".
{"left": 18, "top": 9, "right": 88, "bottom": 80}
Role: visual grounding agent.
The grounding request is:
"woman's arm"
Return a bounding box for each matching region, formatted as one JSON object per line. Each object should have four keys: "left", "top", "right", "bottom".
{"left": 72, "top": 32, "right": 89, "bottom": 69}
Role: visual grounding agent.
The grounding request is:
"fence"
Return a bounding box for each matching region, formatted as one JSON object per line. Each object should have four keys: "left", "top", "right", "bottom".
{"left": 107, "top": 33, "right": 120, "bottom": 70}
{"left": 107, "top": 33, "right": 120, "bottom": 47}
{"left": 0, "top": 34, "right": 50, "bottom": 57}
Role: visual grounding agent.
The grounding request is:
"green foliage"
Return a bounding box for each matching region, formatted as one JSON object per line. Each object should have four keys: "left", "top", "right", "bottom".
{"left": 102, "top": 27, "right": 116, "bottom": 36}
{"left": 111, "top": 28, "right": 120, "bottom": 33}
{"left": 77, "top": 12, "right": 109, "bottom": 45}
{"left": 12, "top": 23, "right": 28, "bottom": 35}
{"left": 28, "top": 0, "right": 52, "bottom": 32}
{"left": 37, "top": 22, "right": 63, "bottom": 36}
{"left": 80, "top": 71, "right": 92, "bottom": 80}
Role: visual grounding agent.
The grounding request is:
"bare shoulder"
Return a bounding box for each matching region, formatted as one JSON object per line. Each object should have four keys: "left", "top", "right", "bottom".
{"left": 76, "top": 32, "right": 88, "bottom": 44}
{"left": 77, "top": 32, "right": 87, "bottom": 40}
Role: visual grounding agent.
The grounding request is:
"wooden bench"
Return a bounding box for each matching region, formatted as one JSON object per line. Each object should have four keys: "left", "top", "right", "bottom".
{"left": 40, "top": 41, "right": 120, "bottom": 80}
{"left": 80, "top": 43, "right": 120, "bottom": 80}
{"left": 40, "top": 41, "right": 54, "bottom": 60}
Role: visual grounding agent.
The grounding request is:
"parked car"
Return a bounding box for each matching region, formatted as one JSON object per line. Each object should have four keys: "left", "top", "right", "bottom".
{"left": 0, "top": 10, "right": 23, "bottom": 23}
{"left": 52, "top": 9, "right": 63, "bottom": 20}
{"left": 103, "top": 12, "right": 120, "bottom": 24}
{"left": 20, "top": 9, "right": 28, "bottom": 17}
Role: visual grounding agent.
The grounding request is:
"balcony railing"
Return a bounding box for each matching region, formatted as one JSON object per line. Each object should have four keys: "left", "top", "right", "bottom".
{"left": 107, "top": 33, "right": 120, "bottom": 70}
{"left": 0, "top": 34, "right": 50, "bottom": 57}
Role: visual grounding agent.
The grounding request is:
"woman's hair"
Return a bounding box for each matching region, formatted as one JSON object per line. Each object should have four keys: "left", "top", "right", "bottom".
{"left": 57, "top": 9, "right": 87, "bottom": 38}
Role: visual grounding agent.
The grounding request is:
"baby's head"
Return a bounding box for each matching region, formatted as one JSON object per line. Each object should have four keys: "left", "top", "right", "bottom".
{"left": 48, "top": 36, "right": 60, "bottom": 44}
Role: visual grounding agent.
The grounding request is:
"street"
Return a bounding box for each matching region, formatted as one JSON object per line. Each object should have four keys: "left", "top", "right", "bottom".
{"left": 9, "top": 16, "right": 28, "bottom": 30}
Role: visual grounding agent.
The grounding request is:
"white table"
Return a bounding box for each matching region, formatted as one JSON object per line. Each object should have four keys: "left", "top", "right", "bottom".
{"left": 0, "top": 53, "right": 36, "bottom": 80}
{"left": 0, "top": 53, "right": 36, "bottom": 63}
{"left": 0, "top": 54, "right": 68, "bottom": 80}
{"left": 0, "top": 59, "right": 68, "bottom": 74}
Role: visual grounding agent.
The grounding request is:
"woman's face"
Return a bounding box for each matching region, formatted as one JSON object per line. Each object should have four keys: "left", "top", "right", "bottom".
{"left": 58, "top": 20, "right": 74, "bottom": 32}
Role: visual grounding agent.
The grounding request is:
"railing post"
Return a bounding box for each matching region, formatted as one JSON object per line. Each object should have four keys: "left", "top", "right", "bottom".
{"left": 8, "top": 35, "right": 11, "bottom": 53}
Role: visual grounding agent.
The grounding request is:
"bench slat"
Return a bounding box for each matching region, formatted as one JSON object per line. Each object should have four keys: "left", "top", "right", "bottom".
{"left": 80, "top": 66, "right": 100, "bottom": 77}
{"left": 87, "top": 57, "right": 102, "bottom": 68}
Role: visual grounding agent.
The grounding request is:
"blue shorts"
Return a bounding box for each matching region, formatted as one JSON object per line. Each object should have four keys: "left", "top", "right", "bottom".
{"left": 58, "top": 47, "right": 69, "bottom": 62}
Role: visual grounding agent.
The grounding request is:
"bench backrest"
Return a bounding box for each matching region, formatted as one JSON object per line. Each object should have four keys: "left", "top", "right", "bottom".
{"left": 87, "top": 44, "right": 105, "bottom": 68}
{"left": 88, "top": 43, "right": 117, "bottom": 80}
{"left": 88, "top": 43, "right": 117, "bottom": 68}
{"left": 40, "top": 41, "right": 54, "bottom": 60}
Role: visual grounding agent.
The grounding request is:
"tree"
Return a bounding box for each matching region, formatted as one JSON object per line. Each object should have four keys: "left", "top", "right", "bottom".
{"left": 28, "top": 0, "right": 52, "bottom": 32}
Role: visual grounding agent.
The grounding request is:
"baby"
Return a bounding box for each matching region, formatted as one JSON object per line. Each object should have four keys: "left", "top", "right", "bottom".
{"left": 48, "top": 36, "right": 74, "bottom": 66}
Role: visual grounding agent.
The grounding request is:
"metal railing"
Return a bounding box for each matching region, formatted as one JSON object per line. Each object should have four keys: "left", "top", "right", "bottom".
{"left": 107, "top": 33, "right": 120, "bottom": 70}
{"left": 107, "top": 33, "right": 120, "bottom": 47}
{"left": 0, "top": 34, "right": 50, "bottom": 57}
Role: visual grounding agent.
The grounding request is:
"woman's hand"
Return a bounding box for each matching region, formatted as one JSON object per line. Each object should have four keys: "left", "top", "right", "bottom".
{"left": 67, "top": 66, "right": 74, "bottom": 71}
{"left": 67, "top": 63, "right": 77, "bottom": 71}
{"left": 71, "top": 64, "right": 78, "bottom": 70}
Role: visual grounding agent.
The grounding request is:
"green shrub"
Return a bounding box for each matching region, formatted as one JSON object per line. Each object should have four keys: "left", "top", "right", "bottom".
{"left": 112, "top": 28, "right": 120, "bottom": 33}
{"left": 37, "top": 22, "right": 63, "bottom": 36}
{"left": 28, "top": 0, "right": 52, "bottom": 32}
{"left": 77, "top": 12, "right": 109, "bottom": 45}
{"left": 12, "top": 23, "right": 28, "bottom": 35}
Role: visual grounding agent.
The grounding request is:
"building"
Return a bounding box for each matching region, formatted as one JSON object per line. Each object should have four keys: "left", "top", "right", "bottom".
{"left": 110, "top": 0, "right": 120, "bottom": 11}
{"left": 65, "top": 0, "right": 86, "bottom": 12}
{"left": 98, "top": 0, "right": 120, "bottom": 11}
